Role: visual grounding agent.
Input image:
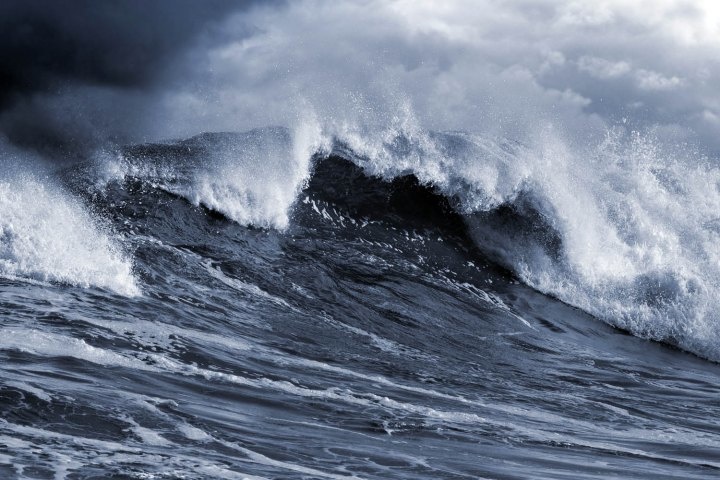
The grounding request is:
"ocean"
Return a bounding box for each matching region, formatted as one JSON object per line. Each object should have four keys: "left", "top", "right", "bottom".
{"left": 1, "top": 125, "right": 719, "bottom": 479}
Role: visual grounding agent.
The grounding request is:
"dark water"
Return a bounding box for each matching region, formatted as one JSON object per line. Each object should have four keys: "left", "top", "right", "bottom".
{"left": 1, "top": 131, "right": 719, "bottom": 479}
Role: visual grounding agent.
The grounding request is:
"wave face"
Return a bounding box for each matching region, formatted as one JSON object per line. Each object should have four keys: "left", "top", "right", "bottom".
{"left": 328, "top": 122, "right": 720, "bottom": 362}
{"left": 1, "top": 129, "right": 720, "bottom": 479}
{"left": 70, "top": 120, "right": 720, "bottom": 360}
{"left": 4, "top": 2, "right": 720, "bottom": 478}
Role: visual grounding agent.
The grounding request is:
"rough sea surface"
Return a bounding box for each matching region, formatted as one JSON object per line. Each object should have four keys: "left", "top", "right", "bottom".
{"left": 1, "top": 128, "right": 719, "bottom": 479}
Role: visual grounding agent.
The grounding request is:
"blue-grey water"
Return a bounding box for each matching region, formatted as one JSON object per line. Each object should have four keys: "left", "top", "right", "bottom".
{"left": 1, "top": 129, "right": 719, "bottom": 479}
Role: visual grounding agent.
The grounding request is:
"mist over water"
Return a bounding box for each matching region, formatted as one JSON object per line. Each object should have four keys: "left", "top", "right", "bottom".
{"left": 2, "top": 1, "right": 720, "bottom": 478}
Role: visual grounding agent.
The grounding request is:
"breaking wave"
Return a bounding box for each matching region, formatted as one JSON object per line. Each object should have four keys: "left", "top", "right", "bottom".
{"left": 0, "top": 148, "right": 139, "bottom": 296}
{"left": 8, "top": 110, "right": 720, "bottom": 362}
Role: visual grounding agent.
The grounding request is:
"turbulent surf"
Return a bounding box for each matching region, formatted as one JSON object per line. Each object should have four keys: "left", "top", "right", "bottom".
{"left": 2, "top": 1, "right": 720, "bottom": 478}
{"left": 1, "top": 123, "right": 719, "bottom": 479}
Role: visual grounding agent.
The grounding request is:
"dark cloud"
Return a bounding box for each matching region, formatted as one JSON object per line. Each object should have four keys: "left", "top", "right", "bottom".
{"left": 0, "top": 0, "right": 274, "bottom": 157}
{"left": 0, "top": 0, "right": 246, "bottom": 107}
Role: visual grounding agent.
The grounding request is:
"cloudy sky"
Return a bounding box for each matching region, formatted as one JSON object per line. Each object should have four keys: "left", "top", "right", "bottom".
{"left": 2, "top": 0, "right": 719, "bottom": 157}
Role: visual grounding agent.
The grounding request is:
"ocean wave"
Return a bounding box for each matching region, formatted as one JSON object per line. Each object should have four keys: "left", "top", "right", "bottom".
{"left": 44, "top": 116, "right": 720, "bottom": 362}
{"left": 0, "top": 157, "right": 139, "bottom": 296}
{"left": 323, "top": 121, "right": 720, "bottom": 362}
{"left": 102, "top": 122, "right": 328, "bottom": 230}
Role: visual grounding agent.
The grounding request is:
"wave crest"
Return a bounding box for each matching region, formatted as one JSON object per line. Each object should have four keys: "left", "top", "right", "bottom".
{"left": 0, "top": 166, "right": 139, "bottom": 296}
{"left": 328, "top": 121, "right": 720, "bottom": 361}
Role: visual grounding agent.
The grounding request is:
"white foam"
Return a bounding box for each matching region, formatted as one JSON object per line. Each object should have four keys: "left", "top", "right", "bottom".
{"left": 202, "top": 259, "right": 295, "bottom": 310}
{"left": 0, "top": 329, "right": 154, "bottom": 371}
{"left": 4, "top": 326, "right": 717, "bottom": 469}
{"left": 332, "top": 120, "right": 720, "bottom": 361}
{"left": 470, "top": 128, "right": 720, "bottom": 362}
{"left": 0, "top": 329, "right": 487, "bottom": 428}
{"left": 4, "top": 381, "right": 53, "bottom": 402}
{"left": 177, "top": 423, "right": 211, "bottom": 442}
{"left": 107, "top": 121, "right": 329, "bottom": 230}
{"left": 122, "top": 415, "right": 171, "bottom": 447}
{"left": 0, "top": 156, "right": 139, "bottom": 296}
{"left": 0, "top": 420, "right": 268, "bottom": 480}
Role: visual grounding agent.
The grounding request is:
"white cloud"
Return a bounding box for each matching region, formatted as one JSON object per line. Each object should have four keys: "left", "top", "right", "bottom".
{"left": 634, "top": 69, "right": 684, "bottom": 91}
{"left": 577, "top": 56, "right": 632, "bottom": 79}
{"left": 702, "top": 109, "right": 720, "bottom": 125}
{"left": 556, "top": 2, "right": 615, "bottom": 27}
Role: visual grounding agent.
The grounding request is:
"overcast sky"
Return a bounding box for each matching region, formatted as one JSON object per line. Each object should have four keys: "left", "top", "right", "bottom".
{"left": 2, "top": 0, "right": 719, "bottom": 157}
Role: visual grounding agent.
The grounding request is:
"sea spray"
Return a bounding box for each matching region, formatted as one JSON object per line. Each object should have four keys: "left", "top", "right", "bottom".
{"left": 328, "top": 121, "right": 720, "bottom": 361}
{"left": 0, "top": 161, "right": 139, "bottom": 296}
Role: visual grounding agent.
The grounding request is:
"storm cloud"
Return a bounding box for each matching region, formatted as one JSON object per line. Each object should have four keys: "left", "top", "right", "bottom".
{"left": 0, "top": 1, "right": 237, "bottom": 103}
{"left": 0, "top": 0, "right": 264, "bottom": 155}
{"left": 141, "top": 0, "right": 720, "bottom": 155}
{"left": 2, "top": 0, "right": 719, "bottom": 157}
